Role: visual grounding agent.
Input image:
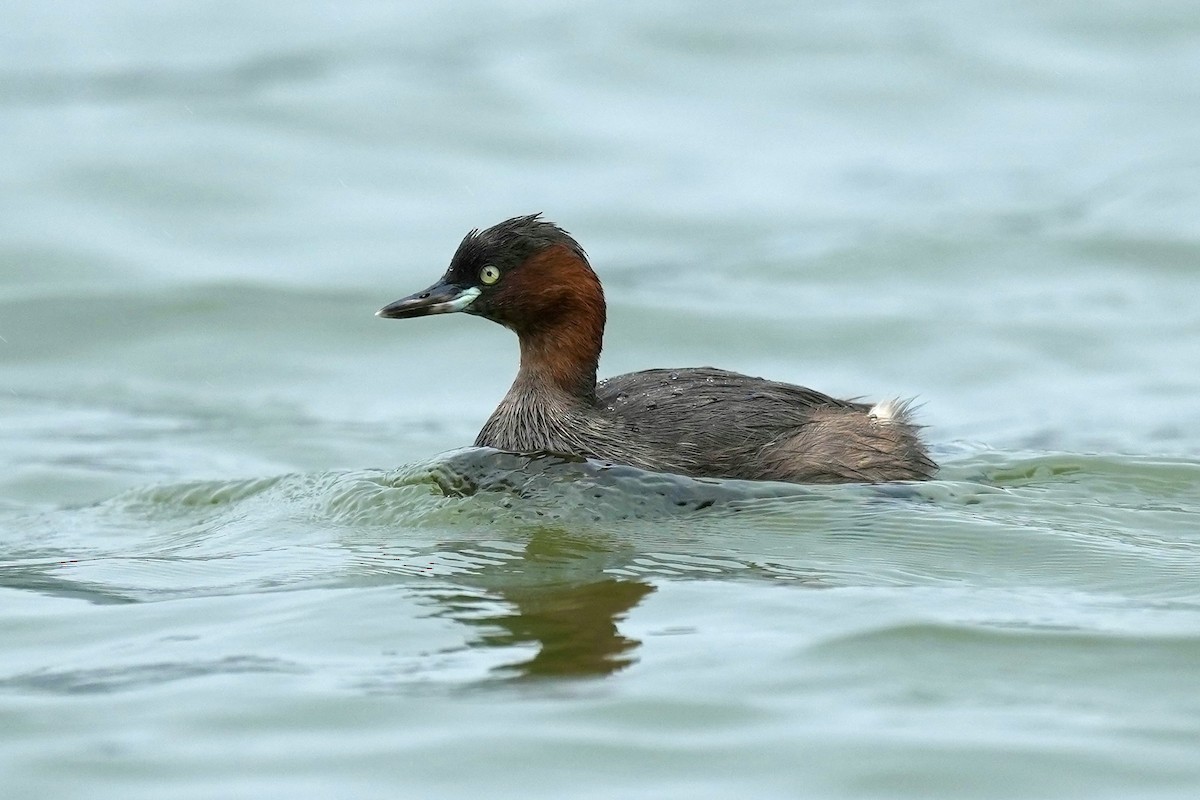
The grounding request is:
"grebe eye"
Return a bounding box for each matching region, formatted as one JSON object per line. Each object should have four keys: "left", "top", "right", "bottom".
{"left": 479, "top": 265, "right": 501, "bottom": 285}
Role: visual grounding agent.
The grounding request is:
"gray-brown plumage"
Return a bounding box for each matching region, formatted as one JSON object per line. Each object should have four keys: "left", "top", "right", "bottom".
{"left": 378, "top": 214, "right": 936, "bottom": 484}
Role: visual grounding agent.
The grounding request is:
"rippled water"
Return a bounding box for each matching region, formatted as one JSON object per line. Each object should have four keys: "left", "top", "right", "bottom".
{"left": 4, "top": 2, "right": 1200, "bottom": 798}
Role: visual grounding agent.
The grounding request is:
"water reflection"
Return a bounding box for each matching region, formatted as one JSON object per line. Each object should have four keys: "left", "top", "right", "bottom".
{"left": 1, "top": 455, "right": 837, "bottom": 684}
{"left": 425, "top": 527, "right": 654, "bottom": 680}
{"left": 374, "top": 451, "right": 834, "bottom": 680}
{"left": 476, "top": 577, "right": 653, "bottom": 679}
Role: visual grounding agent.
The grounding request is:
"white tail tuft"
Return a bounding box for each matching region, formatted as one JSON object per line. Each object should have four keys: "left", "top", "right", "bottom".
{"left": 868, "top": 398, "right": 912, "bottom": 425}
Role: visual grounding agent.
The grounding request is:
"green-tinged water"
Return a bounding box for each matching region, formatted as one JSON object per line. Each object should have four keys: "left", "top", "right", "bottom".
{"left": 3, "top": 2, "right": 1200, "bottom": 798}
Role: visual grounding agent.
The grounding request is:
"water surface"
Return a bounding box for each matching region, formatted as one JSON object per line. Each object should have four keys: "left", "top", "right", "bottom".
{"left": 3, "top": 2, "right": 1200, "bottom": 798}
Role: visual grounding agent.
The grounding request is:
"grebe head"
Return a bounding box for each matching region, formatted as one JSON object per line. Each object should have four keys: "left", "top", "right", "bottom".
{"left": 376, "top": 213, "right": 603, "bottom": 338}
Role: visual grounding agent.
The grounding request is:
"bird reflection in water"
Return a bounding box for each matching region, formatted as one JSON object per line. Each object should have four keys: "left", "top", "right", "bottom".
{"left": 430, "top": 527, "right": 654, "bottom": 680}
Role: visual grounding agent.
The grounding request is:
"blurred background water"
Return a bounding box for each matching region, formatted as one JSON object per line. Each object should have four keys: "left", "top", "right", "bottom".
{"left": 3, "top": 2, "right": 1200, "bottom": 798}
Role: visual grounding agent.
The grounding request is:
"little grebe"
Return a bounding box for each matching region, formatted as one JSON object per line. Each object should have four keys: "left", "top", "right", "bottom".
{"left": 378, "top": 214, "right": 936, "bottom": 484}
